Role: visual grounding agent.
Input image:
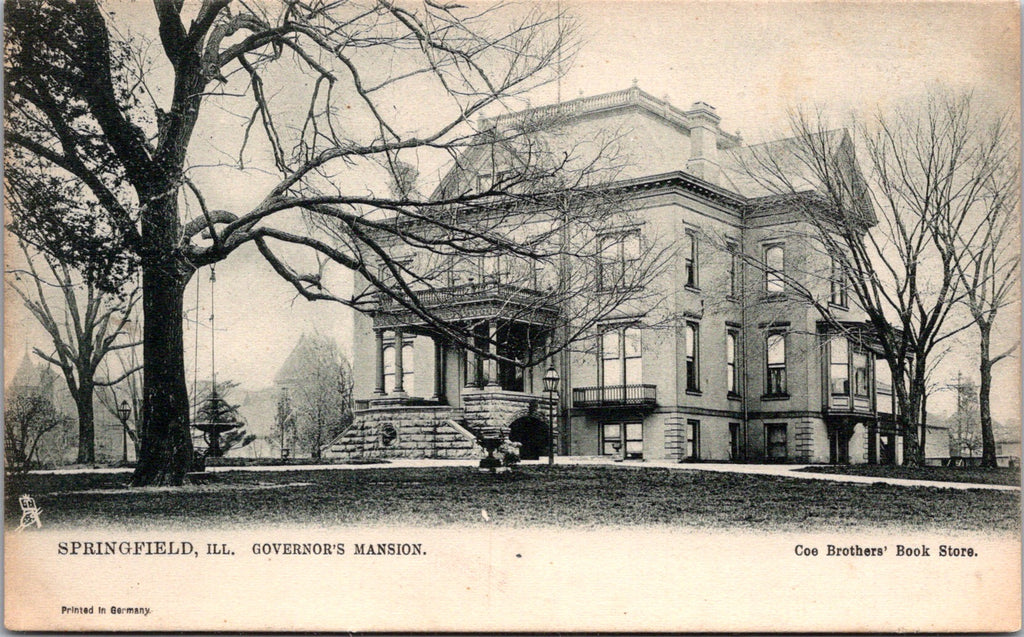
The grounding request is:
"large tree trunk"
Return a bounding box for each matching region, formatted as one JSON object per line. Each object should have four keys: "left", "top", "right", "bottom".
{"left": 74, "top": 381, "right": 95, "bottom": 464}
{"left": 900, "top": 365, "right": 925, "bottom": 466}
{"left": 979, "top": 322, "right": 997, "bottom": 468}
{"left": 132, "top": 262, "right": 192, "bottom": 485}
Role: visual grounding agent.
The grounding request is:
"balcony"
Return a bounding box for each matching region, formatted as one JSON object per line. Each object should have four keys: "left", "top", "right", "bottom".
{"left": 376, "top": 281, "right": 549, "bottom": 310}
{"left": 572, "top": 384, "right": 657, "bottom": 409}
{"left": 373, "top": 281, "right": 559, "bottom": 329}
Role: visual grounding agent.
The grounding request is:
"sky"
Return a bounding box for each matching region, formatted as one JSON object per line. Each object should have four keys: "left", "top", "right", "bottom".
{"left": 4, "top": 0, "right": 1021, "bottom": 421}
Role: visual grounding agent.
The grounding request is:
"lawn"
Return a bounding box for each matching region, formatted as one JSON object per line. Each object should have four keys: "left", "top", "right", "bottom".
{"left": 5, "top": 465, "right": 1020, "bottom": 532}
{"left": 798, "top": 464, "right": 1022, "bottom": 486}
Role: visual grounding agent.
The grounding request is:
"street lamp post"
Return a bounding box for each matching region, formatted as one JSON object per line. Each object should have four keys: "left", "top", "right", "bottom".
{"left": 116, "top": 399, "right": 131, "bottom": 464}
{"left": 543, "top": 365, "right": 560, "bottom": 466}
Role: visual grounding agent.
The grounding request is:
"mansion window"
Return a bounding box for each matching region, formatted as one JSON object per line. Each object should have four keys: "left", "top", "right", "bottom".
{"left": 726, "top": 329, "right": 740, "bottom": 396}
{"left": 765, "top": 244, "right": 784, "bottom": 294}
{"left": 830, "top": 258, "right": 848, "bottom": 307}
{"left": 685, "top": 322, "right": 700, "bottom": 392}
{"left": 766, "top": 423, "right": 788, "bottom": 461}
{"left": 599, "top": 231, "right": 640, "bottom": 290}
{"left": 829, "top": 337, "right": 849, "bottom": 395}
{"left": 685, "top": 230, "right": 699, "bottom": 288}
{"left": 383, "top": 343, "right": 415, "bottom": 394}
{"left": 448, "top": 252, "right": 546, "bottom": 289}
{"left": 601, "top": 325, "right": 643, "bottom": 386}
{"left": 852, "top": 349, "right": 869, "bottom": 397}
{"left": 875, "top": 359, "right": 894, "bottom": 413}
{"left": 685, "top": 420, "right": 700, "bottom": 460}
{"left": 602, "top": 422, "right": 643, "bottom": 459}
{"left": 765, "top": 332, "right": 787, "bottom": 396}
{"left": 828, "top": 336, "right": 870, "bottom": 398}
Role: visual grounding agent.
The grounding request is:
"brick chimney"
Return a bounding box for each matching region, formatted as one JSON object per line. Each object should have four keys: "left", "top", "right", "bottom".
{"left": 685, "top": 101, "right": 721, "bottom": 184}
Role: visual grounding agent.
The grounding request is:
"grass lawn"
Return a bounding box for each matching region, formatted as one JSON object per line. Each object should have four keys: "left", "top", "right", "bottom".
{"left": 798, "top": 464, "right": 1022, "bottom": 487}
{"left": 5, "top": 465, "right": 1019, "bottom": 532}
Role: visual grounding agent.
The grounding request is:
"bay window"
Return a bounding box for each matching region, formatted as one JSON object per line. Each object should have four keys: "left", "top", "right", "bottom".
{"left": 830, "top": 337, "right": 849, "bottom": 395}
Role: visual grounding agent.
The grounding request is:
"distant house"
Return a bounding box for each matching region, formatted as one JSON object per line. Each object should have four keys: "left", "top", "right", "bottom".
{"left": 6, "top": 354, "right": 131, "bottom": 465}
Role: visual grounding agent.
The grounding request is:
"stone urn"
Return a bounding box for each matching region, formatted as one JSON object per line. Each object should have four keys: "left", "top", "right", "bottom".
{"left": 476, "top": 426, "right": 506, "bottom": 474}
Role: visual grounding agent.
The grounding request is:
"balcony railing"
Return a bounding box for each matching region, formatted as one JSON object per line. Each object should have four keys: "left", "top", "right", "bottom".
{"left": 375, "top": 281, "right": 552, "bottom": 312}
{"left": 572, "top": 384, "right": 657, "bottom": 409}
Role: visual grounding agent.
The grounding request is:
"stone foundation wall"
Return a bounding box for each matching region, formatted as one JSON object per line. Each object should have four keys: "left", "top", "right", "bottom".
{"left": 325, "top": 405, "right": 482, "bottom": 461}
{"left": 461, "top": 389, "right": 554, "bottom": 436}
{"left": 325, "top": 391, "right": 555, "bottom": 461}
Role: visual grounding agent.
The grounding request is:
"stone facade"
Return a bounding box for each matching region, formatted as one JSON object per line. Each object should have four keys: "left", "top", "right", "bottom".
{"left": 325, "top": 391, "right": 556, "bottom": 460}
{"left": 343, "top": 86, "right": 945, "bottom": 465}
{"left": 327, "top": 405, "right": 481, "bottom": 460}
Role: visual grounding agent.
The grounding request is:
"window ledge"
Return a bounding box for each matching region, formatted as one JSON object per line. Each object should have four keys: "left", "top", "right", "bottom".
{"left": 828, "top": 302, "right": 849, "bottom": 311}
{"left": 761, "top": 292, "right": 787, "bottom": 302}
{"left": 727, "top": 392, "right": 742, "bottom": 401}
{"left": 684, "top": 285, "right": 701, "bottom": 293}
{"left": 685, "top": 389, "right": 703, "bottom": 396}
{"left": 761, "top": 393, "right": 790, "bottom": 401}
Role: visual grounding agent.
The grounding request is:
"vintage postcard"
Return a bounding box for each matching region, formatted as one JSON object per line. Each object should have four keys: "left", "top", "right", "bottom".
{"left": 4, "top": 0, "right": 1021, "bottom": 632}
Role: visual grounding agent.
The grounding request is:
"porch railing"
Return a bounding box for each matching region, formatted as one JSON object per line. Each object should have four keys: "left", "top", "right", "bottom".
{"left": 375, "top": 281, "right": 551, "bottom": 312}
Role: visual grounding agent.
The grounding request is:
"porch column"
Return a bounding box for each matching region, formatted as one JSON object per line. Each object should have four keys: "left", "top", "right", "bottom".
{"left": 373, "top": 329, "right": 386, "bottom": 396}
{"left": 393, "top": 328, "right": 407, "bottom": 395}
{"left": 465, "top": 341, "right": 478, "bottom": 388}
{"left": 485, "top": 320, "right": 500, "bottom": 388}
{"left": 432, "top": 336, "right": 447, "bottom": 403}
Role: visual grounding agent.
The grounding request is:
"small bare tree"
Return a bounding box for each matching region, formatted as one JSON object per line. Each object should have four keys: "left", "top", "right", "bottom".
{"left": 4, "top": 369, "right": 73, "bottom": 474}
{"left": 96, "top": 318, "right": 144, "bottom": 461}
{"left": 7, "top": 241, "right": 140, "bottom": 463}
{"left": 278, "top": 335, "right": 353, "bottom": 459}
{"left": 948, "top": 375, "right": 982, "bottom": 459}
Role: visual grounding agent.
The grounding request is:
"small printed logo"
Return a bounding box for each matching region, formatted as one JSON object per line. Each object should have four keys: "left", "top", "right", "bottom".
{"left": 16, "top": 494, "right": 42, "bottom": 532}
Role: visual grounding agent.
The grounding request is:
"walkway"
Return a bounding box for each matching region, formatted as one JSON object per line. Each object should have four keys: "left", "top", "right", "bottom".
{"left": 26, "top": 458, "right": 1020, "bottom": 492}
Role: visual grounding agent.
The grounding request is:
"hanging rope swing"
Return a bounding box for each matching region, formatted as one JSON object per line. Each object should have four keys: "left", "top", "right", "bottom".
{"left": 192, "top": 264, "right": 243, "bottom": 458}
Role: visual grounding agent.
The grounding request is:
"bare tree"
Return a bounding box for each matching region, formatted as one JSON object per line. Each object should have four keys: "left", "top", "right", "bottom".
{"left": 96, "top": 321, "right": 144, "bottom": 461}
{"left": 5, "top": 0, "right": 661, "bottom": 484}
{"left": 7, "top": 241, "right": 140, "bottom": 463}
{"left": 948, "top": 374, "right": 982, "bottom": 459}
{"left": 944, "top": 130, "right": 1020, "bottom": 467}
{"left": 4, "top": 369, "right": 74, "bottom": 474}
{"left": 726, "top": 91, "right": 1001, "bottom": 465}
{"left": 277, "top": 335, "right": 353, "bottom": 459}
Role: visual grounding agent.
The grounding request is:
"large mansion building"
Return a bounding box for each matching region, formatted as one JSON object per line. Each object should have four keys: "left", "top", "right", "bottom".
{"left": 327, "top": 86, "right": 949, "bottom": 464}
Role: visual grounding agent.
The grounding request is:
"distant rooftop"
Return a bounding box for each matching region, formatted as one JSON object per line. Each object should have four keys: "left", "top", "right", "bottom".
{"left": 486, "top": 84, "right": 742, "bottom": 149}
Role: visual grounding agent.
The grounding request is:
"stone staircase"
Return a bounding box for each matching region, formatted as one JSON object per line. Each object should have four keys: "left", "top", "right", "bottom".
{"left": 323, "top": 405, "right": 483, "bottom": 461}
